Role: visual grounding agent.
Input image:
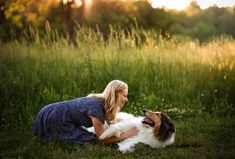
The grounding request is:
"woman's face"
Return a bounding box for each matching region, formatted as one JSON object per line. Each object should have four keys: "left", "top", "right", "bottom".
{"left": 117, "top": 88, "right": 128, "bottom": 107}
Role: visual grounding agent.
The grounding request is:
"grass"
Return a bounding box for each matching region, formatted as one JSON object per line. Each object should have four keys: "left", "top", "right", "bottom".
{"left": 0, "top": 26, "right": 235, "bottom": 158}
{"left": 1, "top": 115, "right": 234, "bottom": 158}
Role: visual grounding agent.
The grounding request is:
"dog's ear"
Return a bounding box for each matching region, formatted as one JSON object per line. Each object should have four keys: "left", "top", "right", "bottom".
{"left": 160, "top": 112, "right": 175, "bottom": 133}
{"left": 160, "top": 112, "right": 169, "bottom": 121}
{"left": 168, "top": 123, "right": 175, "bottom": 133}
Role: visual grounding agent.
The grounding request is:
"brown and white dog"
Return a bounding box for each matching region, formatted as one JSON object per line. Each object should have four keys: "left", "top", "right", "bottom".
{"left": 89, "top": 109, "right": 175, "bottom": 153}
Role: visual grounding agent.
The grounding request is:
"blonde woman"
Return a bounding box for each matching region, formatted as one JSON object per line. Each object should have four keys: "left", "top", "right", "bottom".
{"left": 33, "top": 80, "right": 138, "bottom": 144}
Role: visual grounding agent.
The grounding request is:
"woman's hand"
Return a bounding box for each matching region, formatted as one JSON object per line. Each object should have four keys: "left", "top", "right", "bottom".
{"left": 107, "top": 120, "right": 116, "bottom": 125}
{"left": 119, "top": 127, "right": 139, "bottom": 141}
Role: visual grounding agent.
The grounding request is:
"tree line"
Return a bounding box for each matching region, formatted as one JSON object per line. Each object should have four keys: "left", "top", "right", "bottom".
{"left": 1, "top": 0, "right": 235, "bottom": 43}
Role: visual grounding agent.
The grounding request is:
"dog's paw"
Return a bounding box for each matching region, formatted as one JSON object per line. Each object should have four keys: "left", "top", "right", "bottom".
{"left": 99, "top": 126, "right": 119, "bottom": 140}
{"left": 118, "top": 145, "right": 135, "bottom": 153}
{"left": 86, "top": 127, "right": 95, "bottom": 134}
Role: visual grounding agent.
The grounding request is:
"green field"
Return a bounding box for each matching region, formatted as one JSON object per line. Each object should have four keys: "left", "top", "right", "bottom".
{"left": 0, "top": 28, "right": 235, "bottom": 158}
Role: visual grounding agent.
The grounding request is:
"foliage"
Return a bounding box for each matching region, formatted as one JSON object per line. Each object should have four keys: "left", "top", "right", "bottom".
{"left": 0, "top": 0, "right": 235, "bottom": 42}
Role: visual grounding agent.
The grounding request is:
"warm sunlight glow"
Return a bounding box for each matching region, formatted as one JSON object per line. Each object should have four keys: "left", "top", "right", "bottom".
{"left": 61, "top": 0, "right": 82, "bottom": 8}
{"left": 149, "top": 0, "right": 235, "bottom": 10}
{"left": 74, "top": 0, "right": 82, "bottom": 7}
{"left": 197, "top": 0, "right": 235, "bottom": 9}
{"left": 60, "top": 0, "right": 93, "bottom": 18}
{"left": 150, "top": 0, "right": 191, "bottom": 10}
{"left": 85, "top": 0, "right": 92, "bottom": 7}
{"left": 84, "top": 0, "right": 93, "bottom": 20}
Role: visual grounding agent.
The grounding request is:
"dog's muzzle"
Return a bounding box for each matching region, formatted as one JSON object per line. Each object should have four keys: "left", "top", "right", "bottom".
{"left": 142, "top": 117, "right": 155, "bottom": 127}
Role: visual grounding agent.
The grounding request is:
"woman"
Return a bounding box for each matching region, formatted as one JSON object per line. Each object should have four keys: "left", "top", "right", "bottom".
{"left": 33, "top": 80, "right": 138, "bottom": 144}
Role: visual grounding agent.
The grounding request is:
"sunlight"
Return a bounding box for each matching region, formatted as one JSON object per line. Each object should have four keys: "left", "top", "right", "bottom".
{"left": 197, "top": 0, "right": 235, "bottom": 9}
{"left": 83, "top": 0, "right": 93, "bottom": 20}
{"left": 61, "top": 0, "right": 82, "bottom": 7}
{"left": 149, "top": 0, "right": 191, "bottom": 10}
{"left": 149, "top": 0, "right": 235, "bottom": 10}
{"left": 60, "top": 0, "right": 93, "bottom": 18}
{"left": 84, "top": 0, "right": 92, "bottom": 7}
{"left": 62, "top": 0, "right": 93, "bottom": 19}
{"left": 74, "top": 0, "right": 82, "bottom": 7}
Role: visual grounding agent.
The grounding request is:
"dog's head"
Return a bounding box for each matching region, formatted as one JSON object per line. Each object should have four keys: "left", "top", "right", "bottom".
{"left": 142, "top": 109, "right": 175, "bottom": 142}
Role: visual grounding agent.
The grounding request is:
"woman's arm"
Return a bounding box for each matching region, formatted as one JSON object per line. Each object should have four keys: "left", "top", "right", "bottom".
{"left": 99, "top": 127, "right": 139, "bottom": 144}
{"left": 89, "top": 116, "right": 105, "bottom": 137}
{"left": 89, "top": 116, "right": 139, "bottom": 144}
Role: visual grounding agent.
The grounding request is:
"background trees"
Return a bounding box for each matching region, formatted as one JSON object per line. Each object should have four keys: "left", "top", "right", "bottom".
{"left": 1, "top": 0, "right": 235, "bottom": 42}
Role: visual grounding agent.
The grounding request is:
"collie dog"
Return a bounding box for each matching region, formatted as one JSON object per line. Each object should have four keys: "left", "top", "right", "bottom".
{"left": 88, "top": 109, "right": 175, "bottom": 153}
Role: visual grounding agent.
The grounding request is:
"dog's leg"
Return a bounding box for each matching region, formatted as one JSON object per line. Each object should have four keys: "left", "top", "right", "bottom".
{"left": 118, "top": 136, "right": 140, "bottom": 153}
{"left": 99, "top": 118, "right": 141, "bottom": 140}
{"left": 86, "top": 127, "right": 95, "bottom": 133}
{"left": 99, "top": 125, "right": 121, "bottom": 140}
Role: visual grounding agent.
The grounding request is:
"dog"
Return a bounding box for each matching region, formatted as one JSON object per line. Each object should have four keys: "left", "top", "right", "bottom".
{"left": 87, "top": 109, "right": 175, "bottom": 153}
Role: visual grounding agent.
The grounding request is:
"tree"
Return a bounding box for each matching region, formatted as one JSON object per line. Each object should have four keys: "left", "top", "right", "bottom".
{"left": 185, "top": 1, "right": 201, "bottom": 16}
{"left": 3, "top": 0, "right": 55, "bottom": 28}
{"left": 190, "top": 22, "right": 217, "bottom": 41}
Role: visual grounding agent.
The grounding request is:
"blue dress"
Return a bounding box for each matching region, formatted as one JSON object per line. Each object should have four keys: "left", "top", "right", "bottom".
{"left": 32, "top": 97, "right": 105, "bottom": 144}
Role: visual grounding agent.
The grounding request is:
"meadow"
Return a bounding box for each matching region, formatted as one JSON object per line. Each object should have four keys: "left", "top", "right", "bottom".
{"left": 0, "top": 27, "right": 235, "bottom": 158}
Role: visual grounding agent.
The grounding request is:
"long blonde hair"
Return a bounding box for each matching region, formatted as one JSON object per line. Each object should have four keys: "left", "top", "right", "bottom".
{"left": 87, "top": 80, "right": 128, "bottom": 122}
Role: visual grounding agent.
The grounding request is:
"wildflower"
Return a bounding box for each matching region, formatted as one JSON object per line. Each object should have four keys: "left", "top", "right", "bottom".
{"left": 224, "top": 75, "right": 227, "bottom": 80}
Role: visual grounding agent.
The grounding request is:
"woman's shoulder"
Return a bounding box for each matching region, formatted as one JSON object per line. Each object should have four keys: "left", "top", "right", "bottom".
{"left": 89, "top": 97, "right": 104, "bottom": 106}
{"left": 72, "top": 97, "right": 104, "bottom": 105}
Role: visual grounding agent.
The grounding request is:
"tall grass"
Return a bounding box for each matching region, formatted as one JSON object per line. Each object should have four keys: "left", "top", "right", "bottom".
{"left": 0, "top": 26, "right": 234, "bottom": 133}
